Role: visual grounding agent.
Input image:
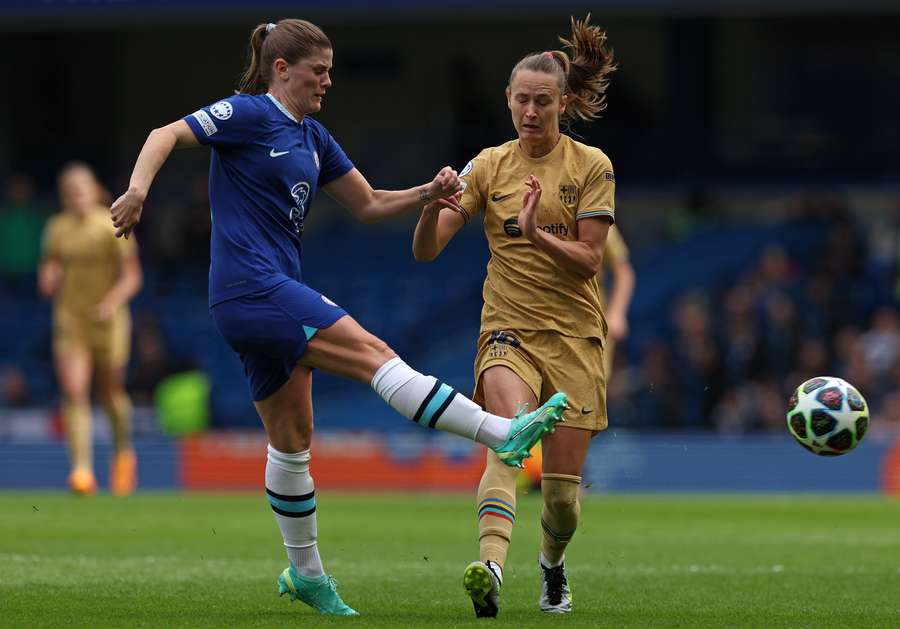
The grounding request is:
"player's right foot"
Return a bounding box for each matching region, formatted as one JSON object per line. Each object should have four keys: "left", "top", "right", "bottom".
{"left": 492, "top": 392, "right": 567, "bottom": 468}
{"left": 67, "top": 468, "right": 97, "bottom": 496}
{"left": 277, "top": 565, "right": 358, "bottom": 616}
{"left": 110, "top": 449, "right": 137, "bottom": 497}
{"left": 463, "top": 560, "right": 501, "bottom": 618}
{"left": 539, "top": 558, "right": 572, "bottom": 613}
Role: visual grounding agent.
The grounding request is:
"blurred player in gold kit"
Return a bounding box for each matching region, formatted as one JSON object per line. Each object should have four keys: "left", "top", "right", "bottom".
{"left": 38, "top": 162, "right": 143, "bottom": 496}
{"left": 413, "top": 15, "right": 618, "bottom": 617}
{"left": 599, "top": 225, "right": 635, "bottom": 375}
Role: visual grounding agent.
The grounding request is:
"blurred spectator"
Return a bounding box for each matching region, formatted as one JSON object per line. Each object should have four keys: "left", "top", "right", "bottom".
{"left": 758, "top": 291, "right": 800, "bottom": 381}
{"left": 842, "top": 340, "right": 879, "bottom": 407}
{"left": 832, "top": 325, "right": 862, "bottom": 375}
{"left": 672, "top": 294, "right": 722, "bottom": 428}
{"left": 714, "top": 378, "right": 788, "bottom": 434}
{"left": 0, "top": 173, "right": 50, "bottom": 281}
{"left": 756, "top": 379, "right": 789, "bottom": 433}
{"left": 182, "top": 176, "right": 212, "bottom": 264}
{"left": 756, "top": 245, "right": 799, "bottom": 292}
{"left": 719, "top": 282, "right": 762, "bottom": 387}
{"left": 785, "top": 337, "right": 829, "bottom": 389}
{"left": 140, "top": 176, "right": 211, "bottom": 275}
{"left": 632, "top": 340, "right": 683, "bottom": 429}
{"left": 801, "top": 273, "right": 837, "bottom": 338}
{"left": 712, "top": 386, "right": 754, "bottom": 434}
{"left": 127, "top": 314, "right": 178, "bottom": 406}
{"left": 0, "top": 366, "right": 31, "bottom": 407}
{"left": 859, "top": 306, "right": 900, "bottom": 377}
{"left": 872, "top": 390, "right": 900, "bottom": 441}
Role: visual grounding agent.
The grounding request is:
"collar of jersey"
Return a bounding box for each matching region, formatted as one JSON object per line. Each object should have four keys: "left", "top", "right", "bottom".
{"left": 515, "top": 133, "right": 566, "bottom": 163}
{"left": 266, "top": 93, "right": 304, "bottom": 125}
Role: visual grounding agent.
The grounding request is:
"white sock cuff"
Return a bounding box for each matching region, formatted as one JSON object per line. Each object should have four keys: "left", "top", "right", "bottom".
{"left": 371, "top": 357, "right": 419, "bottom": 402}
{"left": 267, "top": 445, "right": 311, "bottom": 474}
{"left": 539, "top": 551, "right": 565, "bottom": 568}
{"left": 285, "top": 541, "right": 317, "bottom": 549}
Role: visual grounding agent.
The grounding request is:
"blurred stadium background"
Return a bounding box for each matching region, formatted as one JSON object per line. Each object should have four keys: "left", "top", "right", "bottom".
{"left": 1, "top": 0, "right": 899, "bottom": 494}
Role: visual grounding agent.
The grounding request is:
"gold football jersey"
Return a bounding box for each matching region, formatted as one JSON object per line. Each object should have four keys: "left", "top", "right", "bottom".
{"left": 41, "top": 206, "right": 137, "bottom": 318}
{"left": 458, "top": 134, "right": 615, "bottom": 341}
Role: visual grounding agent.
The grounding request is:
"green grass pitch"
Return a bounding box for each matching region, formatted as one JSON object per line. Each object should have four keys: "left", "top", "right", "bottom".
{"left": 1, "top": 492, "right": 899, "bottom": 627}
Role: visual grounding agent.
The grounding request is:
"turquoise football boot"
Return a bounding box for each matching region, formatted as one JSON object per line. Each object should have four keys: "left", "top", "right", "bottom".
{"left": 278, "top": 565, "right": 358, "bottom": 616}
{"left": 492, "top": 392, "right": 568, "bottom": 468}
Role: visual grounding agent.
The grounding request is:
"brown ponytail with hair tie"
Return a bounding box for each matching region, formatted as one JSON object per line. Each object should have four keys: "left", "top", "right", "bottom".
{"left": 508, "top": 14, "right": 616, "bottom": 124}
{"left": 236, "top": 19, "right": 331, "bottom": 95}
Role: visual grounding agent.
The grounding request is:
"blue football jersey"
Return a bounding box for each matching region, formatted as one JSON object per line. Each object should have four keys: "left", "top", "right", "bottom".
{"left": 183, "top": 93, "right": 354, "bottom": 306}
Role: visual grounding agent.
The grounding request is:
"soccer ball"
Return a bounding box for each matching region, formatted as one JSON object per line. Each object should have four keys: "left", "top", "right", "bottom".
{"left": 786, "top": 376, "right": 869, "bottom": 456}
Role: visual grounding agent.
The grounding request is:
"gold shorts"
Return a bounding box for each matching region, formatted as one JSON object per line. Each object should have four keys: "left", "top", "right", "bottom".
{"left": 53, "top": 309, "right": 131, "bottom": 369}
{"left": 473, "top": 329, "right": 608, "bottom": 432}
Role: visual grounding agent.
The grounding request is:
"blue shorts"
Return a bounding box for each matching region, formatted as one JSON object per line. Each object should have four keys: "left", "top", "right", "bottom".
{"left": 210, "top": 280, "right": 347, "bottom": 401}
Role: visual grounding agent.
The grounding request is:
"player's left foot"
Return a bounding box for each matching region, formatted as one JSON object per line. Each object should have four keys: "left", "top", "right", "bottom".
{"left": 463, "top": 560, "right": 501, "bottom": 618}
{"left": 539, "top": 558, "right": 572, "bottom": 613}
{"left": 67, "top": 468, "right": 97, "bottom": 496}
{"left": 493, "top": 392, "right": 568, "bottom": 468}
{"left": 278, "top": 565, "right": 359, "bottom": 616}
{"left": 110, "top": 449, "right": 137, "bottom": 497}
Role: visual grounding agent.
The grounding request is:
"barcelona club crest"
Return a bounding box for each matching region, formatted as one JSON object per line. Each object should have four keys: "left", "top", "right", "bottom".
{"left": 559, "top": 184, "right": 578, "bottom": 205}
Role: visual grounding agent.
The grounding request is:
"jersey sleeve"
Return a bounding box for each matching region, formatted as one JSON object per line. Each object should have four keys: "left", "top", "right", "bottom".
{"left": 183, "top": 95, "right": 265, "bottom": 146}
{"left": 457, "top": 151, "right": 489, "bottom": 223}
{"left": 315, "top": 125, "right": 354, "bottom": 187}
{"left": 576, "top": 152, "right": 615, "bottom": 223}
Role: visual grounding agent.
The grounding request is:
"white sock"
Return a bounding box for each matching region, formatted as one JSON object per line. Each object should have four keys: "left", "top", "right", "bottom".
{"left": 371, "top": 357, "right": 510, "bottom": 447}
{"left": 266, "top": 445, "right": 325, "bottom": 578}
{"left": 289, "top": 545, "right": 324, "bottom": 579}
{"left": 540, "top": 550, "right": 564, "bottom": 569}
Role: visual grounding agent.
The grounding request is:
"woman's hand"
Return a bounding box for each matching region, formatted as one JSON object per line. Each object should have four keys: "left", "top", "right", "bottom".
{"left": 94, "top": 297, "right": 118, "bottom": 322}
{"left": 424, "top": 166, "right": 461, "bottom": 202}
{"left": 37, "top": 261, "right": 62, "bottom": 299}
{"left": 518, "top": 175, "right": 542, "bottom": 241}
{"left": 607, "top": 309, "right": 629, "bottom": 341}
{"left": 423, "top": 191, "right": 463, "bottom": 215}
{"left": 110, "top": 188, "right": 146, "bottom": 239}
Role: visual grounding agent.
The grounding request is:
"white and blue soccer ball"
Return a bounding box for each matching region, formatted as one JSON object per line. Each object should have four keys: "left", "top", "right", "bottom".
{"left": 786, "top": 376, "right": 869, "bottom": 456}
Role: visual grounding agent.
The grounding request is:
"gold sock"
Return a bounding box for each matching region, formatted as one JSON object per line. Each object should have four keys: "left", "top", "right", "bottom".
{"left": 477, "top": 450, "right": 520, "bottom": 567}
{"left": 539, "top": 473, "right": 582, "bottom": 565}
{"left": 105, "top": 392, "right": 133, "bottom": 452}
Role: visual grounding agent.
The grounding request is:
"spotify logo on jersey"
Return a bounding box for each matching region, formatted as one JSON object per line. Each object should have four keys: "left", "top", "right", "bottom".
{"left": 503, "top": 218, "right": 521, "bottom": 237}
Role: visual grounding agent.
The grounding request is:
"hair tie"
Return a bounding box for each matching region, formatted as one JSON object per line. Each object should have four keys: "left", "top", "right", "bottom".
{"left": 266, "top": 23, "right": 276, "bottom": 33}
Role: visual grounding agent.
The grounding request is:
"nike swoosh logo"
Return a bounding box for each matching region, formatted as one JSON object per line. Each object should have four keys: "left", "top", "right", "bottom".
{"left": 509, "top": 408, "right": 550, "bottom": 440}
{"left": 491, "top": 192, "right": 514, "bottom": 202}
{"left": 580, "top": 407, "right": 593, "bottom": 415}
{"left": 269, "top": 149, "right": 290, "bottom": 157}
